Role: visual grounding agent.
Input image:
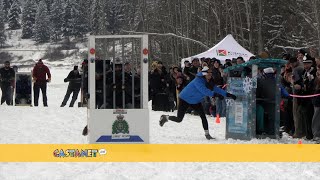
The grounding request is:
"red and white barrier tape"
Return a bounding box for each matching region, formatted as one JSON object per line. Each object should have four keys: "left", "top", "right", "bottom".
{"left": 289, "top": 94, "right": 320, "bottom": 98}
{"left": 223, "top": 83, "right": 320, "bottom": 98}
{"left": 222, "top": 84, "right": 228, "bottom": 89}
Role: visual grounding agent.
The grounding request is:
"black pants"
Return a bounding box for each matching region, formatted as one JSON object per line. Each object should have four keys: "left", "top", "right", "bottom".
{"left": 34, "top": 82, "right": 47, "bottom": 106}
{"left": 284, "top": 100, "right": 294, "bottom": 134}
{"left": 61, "top": 87, "right": 80, "bottom": 107}
{"left": 300, "top": 102, "right": 314, "bottom": 139}
{"left": 169, "top": 98, "right": 209, "bottom": 130}
{"left": 1, "top": 84, "right": 12, "bottom": 105}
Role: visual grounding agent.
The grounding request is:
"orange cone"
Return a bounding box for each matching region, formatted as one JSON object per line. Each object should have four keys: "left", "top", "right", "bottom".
{"left": 215, "top": 114, "right": 220, "bottom": 124}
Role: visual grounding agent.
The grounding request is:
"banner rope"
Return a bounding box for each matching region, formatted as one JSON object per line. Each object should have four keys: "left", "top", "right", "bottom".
{"left": 289, "top": 94, "right": 320, "bottom": 98}
{"left": 223, "top": 83, "right": 320, "bottom": 98}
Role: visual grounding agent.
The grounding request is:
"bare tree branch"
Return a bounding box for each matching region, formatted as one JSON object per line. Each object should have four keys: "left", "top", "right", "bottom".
{"left": 121, "top": 30, "right": 210, "bottom": 49}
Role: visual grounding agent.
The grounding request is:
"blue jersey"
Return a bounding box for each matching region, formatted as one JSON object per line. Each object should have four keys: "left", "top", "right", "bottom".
{"left": 179, "top": 72, "right": 227, "bottom": 104}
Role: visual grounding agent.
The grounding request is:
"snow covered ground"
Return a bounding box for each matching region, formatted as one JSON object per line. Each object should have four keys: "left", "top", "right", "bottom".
{"left": 0, "top": 66, "right": 320, "bottom": 180}
{"left": 1, "top": 29, "right": 320, "bottom": 179}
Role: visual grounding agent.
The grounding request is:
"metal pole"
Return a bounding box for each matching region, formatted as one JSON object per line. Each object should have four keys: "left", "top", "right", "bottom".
{"left": 140, "top": 39, "right": 143, "bottom": 109}
{"left": 136, "top": 39, "right": 141, "bottom": 109}
{"left": 131, "top": 38, "right": 135, "bottom": 108}
{"left": 142, "top": 35, "right": 149, "bottom": 109}
{"left": 136, "top": 39, "right": 138, "bottom": 71}
{"left": 88, "top": 36, "right": 96, "bottom": 110}
{"left": 113, "top": 40, "right": 116, "bottom": 109}
{"left": 103, "top": 58, "right": 106, "bottom": 109}
{"left": 275, "top": 66, "right": 281, "bottom": 139}
{"left": 122, "top": 38, "right": 125, "bottom": 109}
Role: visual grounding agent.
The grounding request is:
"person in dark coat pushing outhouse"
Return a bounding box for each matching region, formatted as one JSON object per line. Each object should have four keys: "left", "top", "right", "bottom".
{"left": 61, "top": 66, "right": 82, "bottom": 107}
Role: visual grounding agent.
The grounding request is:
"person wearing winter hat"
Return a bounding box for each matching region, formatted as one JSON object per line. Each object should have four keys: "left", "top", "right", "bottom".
{"left": 159, "top": 66, "right": 237, "bottom": 140}
{"left": 60, "top": 66, "right": 82, "bottom": 107}
{"left": 12, "top": 65, "right": 18, "bottom": 73}
{"left": 184, "top": 60, "right": 190, "bottom": 66}
{"left": 236, "top": 57, "right": 245, "bottom": 65}
{"left": 302, "top": 57, "right": 314, "bottom": 64}
{"left": 282, "top": 53, "right": 291, "bottom": 61}
{"left": 249, "top": 56, "right": 257, "bottom": 61}
{"left": 298, "top": 49, "right": 306, "bottom": 55}
{"left": 81, "top": 59, "right": 88, "bottom": 66}
{"left": 258, "top": 51, "right": 270, "bottom": 59}
{"left": 188, "top": 58, "right": 200, "bottom": 81}
{"left": 256, "top": 67, "right": 291, "bottom": 135}
{"left": 289, "top": 57, "right": 305, "bottom": 138}
{"left": 298, "top": 56, "right": 317, "bottom": 139}
{"left": 224, "top": 61, "right": 232, "bottom": 69}
{"left": 32, "top": 59, "right": 51, "bottom": 107}
{"left": 297, "top": 49, "right": 307, "bottom": 62}
{"left": 261, "top": 67, "right": 290, "bottom": 97}
{"left": 212, "top": 60, "right": 225, "bottom": 117}
{"left": 263, "top": 67, "right": 275, "bottom": 76}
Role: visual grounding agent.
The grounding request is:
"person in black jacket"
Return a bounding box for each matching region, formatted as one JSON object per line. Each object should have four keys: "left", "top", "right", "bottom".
{"left": 81, "top": 59, "right": 88, "bottom": 105}
{"left": 104, "top": 63, "right": 133, "bottom": 109}
{"left": 312, "top": 65, "right": 320, "bottom": 143}
{"left": 0, "top": 61, "right": 15, "bottom": 105}
{"left": 187, "top": 58, "right": 200, "bottom": 81}
{"left": 297, "top": 58, "right": 317, "bottom": 139}
{"left": 60, "top": 66, "right": 82, "bottom": 107}
{"left": 212, "top": 59, "right": 226, "bottom": 117}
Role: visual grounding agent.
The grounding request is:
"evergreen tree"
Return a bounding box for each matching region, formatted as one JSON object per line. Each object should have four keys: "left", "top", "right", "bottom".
{"left": 90, "top": 0, "right": 101, "bottom": 35}
{"left": 8, "top": 0, "right": 21, "bottom": 30}
{"left": 78, "top": 0, "right": 91, "bottom": 33}
{"left": 62, "top": 0, "right": 72, "bottom": 41}
{"left": 49, "top": 0, "right": 63, "bottom": 42}
{"left": 2, "top": 0, "right": 12, "bottom": 20}
{"left": 34, "top": 0, "right": 50, "bottom": 43}
{"left": 0, "top": 0, "right": 6, "bottom": 46}
{"left": 91, "top": 0, "right": 109, "bottom": 35}
{"left": 98, "top": 0, "right": 108, "bottom": 35}
{"left": 107, "top": 1, "right": 125, "bottom": 35}
{"left": 71, "top": 0, "right": 89, "bottom": 38}
{"left": 43, "top": 0, "right": 53, "bottom": 12}
{"left": 21, "top": 0, "right": 36, "bottom": 39}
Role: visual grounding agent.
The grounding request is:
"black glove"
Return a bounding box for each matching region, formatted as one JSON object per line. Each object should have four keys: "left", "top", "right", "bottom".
{"left": 226, "top": 93, "right": 237, "bottom": 100}
{"left": 216, "top": 94, "right": 224, "bottom": 100}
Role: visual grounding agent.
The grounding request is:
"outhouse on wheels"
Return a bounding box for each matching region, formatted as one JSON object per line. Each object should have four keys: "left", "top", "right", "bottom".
{"left": 86, "top": 35, "right": 149, "bottom": 144}
{"left": 224, "top": 59, "right": 287, "bottom": 140}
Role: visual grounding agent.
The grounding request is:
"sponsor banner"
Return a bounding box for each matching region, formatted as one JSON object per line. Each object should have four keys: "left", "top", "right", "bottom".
{"left": 0, "top": 144, "right": 319, "bottom": 162}
{"left": 216, "top": 49, "right": 250, "bottom": 57}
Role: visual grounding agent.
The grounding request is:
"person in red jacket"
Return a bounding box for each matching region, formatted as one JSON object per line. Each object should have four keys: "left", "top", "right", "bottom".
{"left": 32, "top": 59, "right": 51, "bottom": 107}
